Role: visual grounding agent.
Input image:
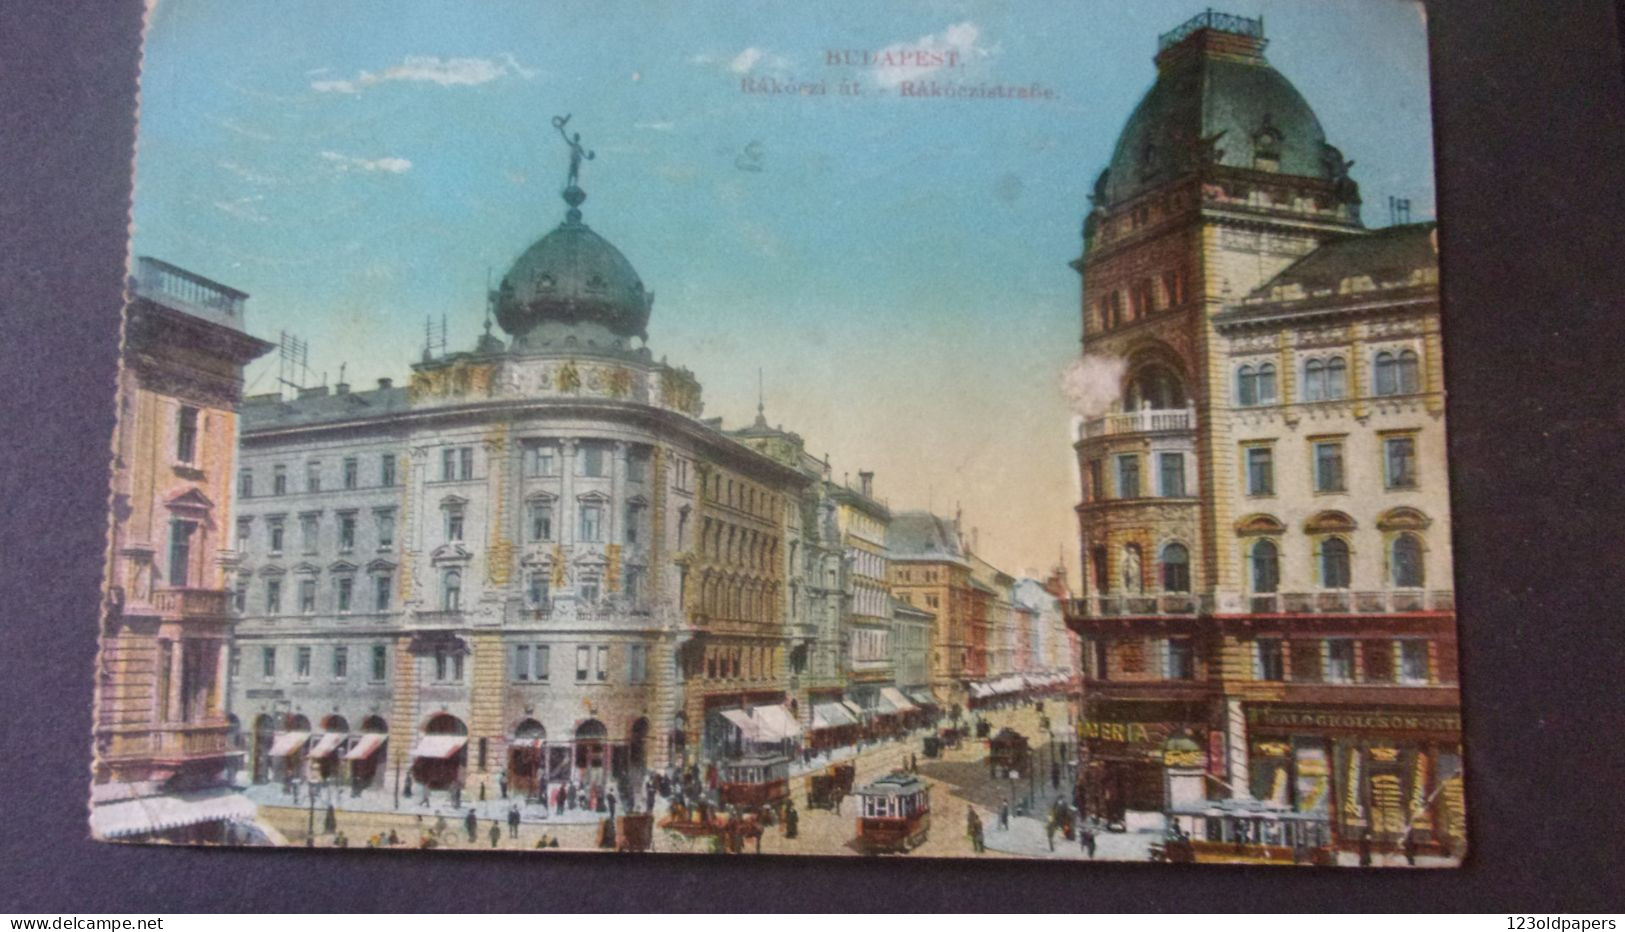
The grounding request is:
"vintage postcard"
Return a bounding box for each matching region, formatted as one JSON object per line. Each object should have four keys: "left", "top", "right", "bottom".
{"left": 91, "top": 0, "right": 1463, "bottom": 865}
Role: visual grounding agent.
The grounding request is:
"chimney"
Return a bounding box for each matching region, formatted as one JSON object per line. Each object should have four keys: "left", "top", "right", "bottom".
{"left": 334, "top": 381, "right": 350, "bottom": 395}
{"left": 858, "top": 470, "right": 874, "bottom": 498}
{"left": 377, "top": 377, "right": 394, "bottom": 390}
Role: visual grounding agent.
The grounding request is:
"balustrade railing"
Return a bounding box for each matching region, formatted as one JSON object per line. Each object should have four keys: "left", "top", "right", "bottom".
{"left": 1079, "top": 405, "right": 1194, "bottom": 441}
{"left": 1067, "top": 589, "right": 1455, "bottom": 620}
{"left": 152, "top": 587, "right": 231, "bottom": 618}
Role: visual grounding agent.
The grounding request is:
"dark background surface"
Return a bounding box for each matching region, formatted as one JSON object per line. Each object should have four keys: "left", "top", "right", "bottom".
{"left": 3, "top": 0, "right": 1623, "bottom": 913}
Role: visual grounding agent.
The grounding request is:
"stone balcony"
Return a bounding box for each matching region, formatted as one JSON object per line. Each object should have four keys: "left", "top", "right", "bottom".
{"left": 152, "top": 587, "right": 231, "bottom": 620}
{"left": 1066, "top": 588, "right": 1455, "bottom": 623}
{"left": 1079, "top": 405, "right": 1194, "bottom": 442}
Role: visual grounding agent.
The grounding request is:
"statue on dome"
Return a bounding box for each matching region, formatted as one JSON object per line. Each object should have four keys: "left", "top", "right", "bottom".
{"left": 552, "top": 114, "right": 595, "bottom": 189}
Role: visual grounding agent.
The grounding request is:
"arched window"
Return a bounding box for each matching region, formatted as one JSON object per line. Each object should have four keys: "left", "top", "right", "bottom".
{"left": 1125, "top": 364, "right": 1186, "bottom": 411}
{"left": 442, "top": 569, "right": 462, "bottom": 610}
{"left": 1325, "top": 357, "right": 1347, "bottom": 400}
{"left": 1090, "top": 547, "right": 1108, "bottom": 593}
{"left": 1304, "top": 358, "right": 1326, "bottom": 401}
{"left": 1397, "top": 350, "right": 1421, "bottom": 394}
{"left": 1160, "top": 543, "right": 1190, "bottom": 592}
{"left": 1320, "top": 538, "right": 1351, "bottom": 589}
{"left": 1392, "top": 533, "right": 1425, "bottom": 587}
{"left": 1374, "top": 352, "right": 1398, "bottom": 396}
{"left": 1237, "top": 365, "right": 1257, "bottom": 406}
{"left": 1251, "top": 539, "right": 1280, "bottom": 593}
{"left": 1256, "top": 363, "right": 1277, "bottom": 404}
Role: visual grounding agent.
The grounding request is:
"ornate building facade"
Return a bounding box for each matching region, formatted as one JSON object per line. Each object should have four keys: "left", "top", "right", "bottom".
{"left": 92, "top": 258, "right": 273, "bottom": 841}
{"left": 1065, "top": 12, "right": 1463, "bottom": 857}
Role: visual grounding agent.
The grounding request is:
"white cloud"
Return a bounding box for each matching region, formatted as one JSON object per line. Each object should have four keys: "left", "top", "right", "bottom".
{"left": 311, "top": 54, "right": 536, "bottom": 94}
{"left": 219, "top": 160, "right": 281, "bottom": 185}
{"left": 729, "top": 48, "right": 765, "bottom": 74}
{"left": 870, "top": 21, "right": 992, "bottom": 88}
{"left": 634, "top": 121, "right": 676, "bottom": 132}
{"left": 691, "top": 47, "right": 790, "bottom": 75}
{"left": 212, "top": 195, "right": 268, "bottom": 223}
{"left": 321, "top": 151, "right": 413, "bottom": 174}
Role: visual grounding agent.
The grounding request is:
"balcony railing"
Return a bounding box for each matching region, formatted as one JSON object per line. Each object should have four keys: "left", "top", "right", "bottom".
{"left": 1158, "top": 10, "right": 1264, "bottom": 52}
{"left": 152, "top": 587, "right": 231, "bottom": 619}
{"left": 1069, "top": 589, "right": 1454, "bottom": 620}
{"left": 1079, "top": 405, "right": 1194, "bottom": 441}
{"left": 131, "top": 256, "right": 248, "bottom": 330}
{"left": 412, "top": 609, "right": 466, "bottom": 627}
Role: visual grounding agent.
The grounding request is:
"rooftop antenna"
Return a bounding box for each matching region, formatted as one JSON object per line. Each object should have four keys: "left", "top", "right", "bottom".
{"left": 1387, "top": 195, "right": 1412, "bottom": 226}
{"left": 423, "top": 314, "right": 447, "bottom": 361}
{"left": 276, "top": 331, "right": 312, "bottom": 397}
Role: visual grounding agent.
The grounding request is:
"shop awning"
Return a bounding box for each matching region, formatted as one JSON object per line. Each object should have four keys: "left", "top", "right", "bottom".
{"left": 751, "top": 704, "right": 803, "bottom": 741}
{"left": 343, "top": 733, "right": 386, "bottom": 761}
{"left": 879, "top": 687, "right": 918, "bottom": 713}
{"left": 840, "top": 701, "right": 866, "bottom": 721}
{"left": 905, "top": 689, "right": 937, "bottom": 708}
{"left": 969, "top": 683, "right": 991, "bottom": 698}
{"left": 267, "top": 731, "right": 310, "bottom": 757}
{"left": 90, "top": 787, "right": 258, "bottom": 840}
{"left": 812, "top": 702, "right": 858, "bottom": 729}
{"left": 720, "top": 709, "right": 759, "bottom": 740}
{"left": 410, "top": 735, "right": 468, "bottom": 760}
{"left": 308, "top": 732, "right": 347, "bottom": 759}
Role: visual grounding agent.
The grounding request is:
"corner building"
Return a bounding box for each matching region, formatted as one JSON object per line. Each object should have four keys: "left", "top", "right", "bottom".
{"left": 230, "top": 177, "right": 806, "bottom": 801}
{"left": 1065, "top": 13, "right": 1463, "bottom": 857}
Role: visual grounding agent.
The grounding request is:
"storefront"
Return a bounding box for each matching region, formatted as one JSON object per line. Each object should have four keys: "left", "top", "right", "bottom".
{"left": 1077, "top": 699, "right": 1214, "bottom": 825}
{"left": 410, "top": 713, "right": 468, "bottom": 789}
{"left": 1243, "top": 703, "right": 1465, "bottom": 855}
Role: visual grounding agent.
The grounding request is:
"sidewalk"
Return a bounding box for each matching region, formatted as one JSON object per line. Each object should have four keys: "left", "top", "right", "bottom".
{"left": 243, "top": 782, "right": 646, "bottom": 827}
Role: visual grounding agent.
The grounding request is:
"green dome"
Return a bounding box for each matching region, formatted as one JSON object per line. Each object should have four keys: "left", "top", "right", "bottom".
{"left": 1099, "top": 23, "right": 1344, "bottom": 208}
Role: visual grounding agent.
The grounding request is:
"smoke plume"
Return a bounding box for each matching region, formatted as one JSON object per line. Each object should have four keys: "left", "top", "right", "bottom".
{"left": 1060, "top": 354, "right": 1126, "bottom": 418}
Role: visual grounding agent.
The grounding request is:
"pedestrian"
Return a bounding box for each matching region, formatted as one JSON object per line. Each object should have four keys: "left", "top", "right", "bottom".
{"left": 1080, "top": 823, "right": 1096, "bottom": 858}
{"left": 420, "top": 783, "right": 430, "bottom": 807}
{"left": 646, "top": 781, "right": 657, "bottom": 814}
{"left": 387, "top": 829, "right": 400, "bottom": 846}
{"left": 553, "top": 784, "right": 565, "bottom": 816}
{"left": 403, "top": 772, "right": 413, "bottom": 798}
{"left": 499, "top": 771, "right": 509, "bottom": 799}
{"left": 464, "top": 808, "right": 478, "bottom": 843}
{"left": 538, "top": 775, "right": 548, "bottom": 808}
{"left": 451, "top": 782, "right": 462, "bottom": 809}
{"left": 479, "top": 778, "right": 487, "bottom": 802}
{"left": 508, "top": 804, "right": 521, "bottom": 839}
{"left": 608, "top": 788, "right": 617, "bottom": 820}
{"left": 324, "top": 802, "right": 337, "bottom": 834}
{"left": 334, "top": 830, "right": 348, "bottom": 848}
{"left": 785, "top": 804, "right": 799, "bottom": 840}
{"left": 1045, "top": 815, "right": 1057, "bottom": 852}
{"left": 489, "top": 821, "right": 501, "bottom": 848}
{"left": 1358, "top": 828, "right": 1373, "bottom": 867}
{"left": 1403, "top": 827, "right": 1418, "bottom": 866}
{"left": 1051, "top": 759, "right": 1060, "bottom": 791}
{"left": 999, "top": 800, "right": 1010, "bottom": 830}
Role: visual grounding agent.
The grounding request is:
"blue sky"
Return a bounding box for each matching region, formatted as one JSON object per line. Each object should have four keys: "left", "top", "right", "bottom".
{"left": 131, "top": 0, "right": 1436, "bottom": 576}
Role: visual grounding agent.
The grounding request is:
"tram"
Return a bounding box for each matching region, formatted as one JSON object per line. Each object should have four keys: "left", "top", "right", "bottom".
{"left": 1161, "top": 800, "right": 1336, "bottom": 864}
{"left": 718, "top": 754, "right": 791, "bottom": 812}
{"left": 854, "top": 772, "right": 932, "bottom": 854}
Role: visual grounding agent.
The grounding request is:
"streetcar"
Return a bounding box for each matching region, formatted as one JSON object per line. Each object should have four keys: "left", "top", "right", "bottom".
{"left": 718, "top": 753, "right": 791, "bottom": 812}
{"left": 1160, "top": 800, "right": 1336, "bottom": 865}
{"left": 854, "top": 772, "right": 931, "bottom": 854}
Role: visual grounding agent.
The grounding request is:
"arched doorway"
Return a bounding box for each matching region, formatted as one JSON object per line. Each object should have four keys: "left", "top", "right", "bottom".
{"left": 574, "top": 719, "right": 608, "bottom": 788}
{"left": 346, "top": 715, "right": 388, "bottom": 792}
{"left": 314, "top": 715, "right": 350, "bottom": 780}
{"left": 412, "top": 713, "right": 468, "bottom": 789}
{"left": 508, "top": 719, "right": 546, "bottom": 800}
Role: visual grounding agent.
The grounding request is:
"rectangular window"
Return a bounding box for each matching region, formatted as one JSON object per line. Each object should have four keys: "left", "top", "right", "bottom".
{"left": 528, "top": 500, "right": 553, "bottom": 541}
{"left": 234, "top": 578, "right": 247, "bottom": 612}
{"left": 380, "top": 453, "right": 397, "bottom": 487}
{"left": 629, "top": 644, "right": 648, "bottom": 684}
{"left": 534, "top": 645, "right": 550, "bottom": 681}
{"left": 306, "top": 462, "right": 321, "bottom": 493}
{"left": 176, "top": 405, "right": 198, "bottom": 463}
{"left": 579, "top": 444, "right": 606, "bottom": 477}
{"left": 459, "top": 447, "right": 474, "bottom": 480}
{"left": 229, "top": 646, "right": 241, "bottom": 679}
{"left": 167, "top": 519, "right": 194, "bottom": 587}
{"left": 235, "top": 518, "right": 251, "bottom": 552}
{"left": 596, "top": 645, "right": 610, "bottom": 682}
{"left": 579, "top": 503, "right": 603, "bottom": 542}
{"left": 446, "top": 509, "right": 464, "bottom": 541}
{"left": 273, "top": 465, "right": 287, "bottom": 496}
{"left": 238, "top": 469, "right": 254, "bottom": 499}
{"left": 342, "top": 457, "right": 358, "bottom": 490}
{"left": 627, "top": 452, "right": 647, "bottom": 483}
{"left": 300, "top": 514, "right": 318, "bottom": 553}
{"left": 1290, "top": 640, "right": 1321, "bottom": 682}
{"left": 1087, "top": 460, "right": 1104, "bottom": 501}
{"left": 1400, "top": 641, "right": 1430, "bottom": 684}
{"left": 1325, "top": 639, "right": 1355, "bottom": 683}
{"left": 624, "top": 566, "right": 642, "bottom": 605}
{"left": 332, "top": 645, "right": 348, "bottom": 680}
{"left": 527, "top": 572, "right": 549, "bottom": 608}
{"left": 296, "top": 645, "right": 311, "bottom": 679}
{"left": 528, "top": 445, "right": 557, "bottom": 477}
{"left": 261, "top": 646, "right": 276, "bottom": 678}
{"left": 336, "top": 576, "right": 353, "bottom": 613}
{"left": 374, "top": 574, "right": 392, "bottom": 611}
{"left": 1314, "top": 441, "right": 1345, "bottom": 493}
{"left": 579, "top": 575, "right": 600, "bottom": 604}
{"left": 442, "top": 448, "right": 457, "bottom": 480}
{"left": 1385, "top": 436, "right": 1418, "bottom": 489}
{"left": 1116, "top": 454, "right": 1141, "bottom": 499}
{"left": 1246, "top": 446, "right": 1274, "bottom": 496}
{"left": 625, "top": 502, "right": 641, "bottom": 544}
{"left": 1164, "top": 638, "right": 1195, "bottom": 680}
{"left": 265, "top": 579, "right": 282, "bottom": 614}
{"left": 268, "top": 519, "right": 284, "bottom": 553}
{"left": 338, "top": 513, "right": 356, "bottom": 552}
{"left": 576, "top": 645, "right": 591, "bottom": 682}
{"left": 1159, "top": 452, "right": 1186, "bottom": 497}
{"left": 371, "top": 644, "right": 388, "bottom": 682}
{"left": 1255, "top": 638, "right": 1284, "bottom": 681}
{"left": 376, "top": 510, "right": 395, "bottom": 548}
{"left": 1362, "top": 640, "right": 1394, "bottom": 683}
{"left": 514, "top": 645, "right": 532, "bottom": 681}
{"left": 299, "top": 579, "right": 316, "bottom": 614}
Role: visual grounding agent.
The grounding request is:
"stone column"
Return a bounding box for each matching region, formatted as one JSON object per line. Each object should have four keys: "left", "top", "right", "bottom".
{"left": 213, "top": 638, "right": 229, "bottom": 718}
{"left": 560, "top": 440, "right": 577, "bottom": 547}
{"left": 168, "top": 638, "right": 186, "bottom": 725}
{"left": 610, "top": 441, "right": 628, "bottom": 548}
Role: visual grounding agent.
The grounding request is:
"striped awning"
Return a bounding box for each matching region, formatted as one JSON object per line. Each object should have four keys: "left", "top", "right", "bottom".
{"left": 720, "top": 709, "right": 759, "bottom": 740}
{"left": 879, "top": 687, "right": 918, "bottom": 714}
{"left": 812, "top": 702, "right": 858, "bottom": 729}
{"left": 308, "top": 732, "right": 347, "bottom": 759}
{"left": 343, "top": 733, "right": 386, "bottom": 761}
{"left": 751, "top": 704, "right": 803, "bottom": 740}
{"left": 410, "top": 735, "right": 468, "bottom": 760}
{"left": 267, "top": 731, "right": 310, "bottom": 757}
{"left": 90, "top": 788, "right": 257, "bottom": 840}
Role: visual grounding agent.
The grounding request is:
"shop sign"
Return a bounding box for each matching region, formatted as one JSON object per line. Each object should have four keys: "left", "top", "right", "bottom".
{"left": 1163, "top": 748, "right": 1203, "bottom": 768}
{"left": 1247, "top": 705, "right": 1461, "bottom": 734}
